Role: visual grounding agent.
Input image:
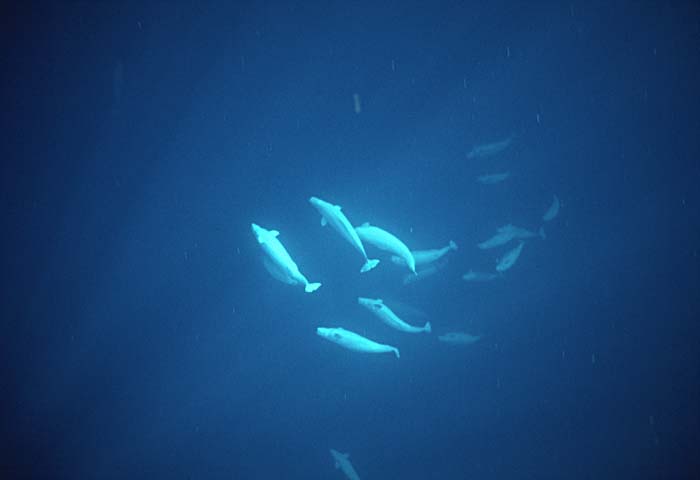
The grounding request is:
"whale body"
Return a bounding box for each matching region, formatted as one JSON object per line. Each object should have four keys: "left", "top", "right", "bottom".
{"left": 462, "top": 270, "right": 499, "bottom": 282}
{"left": 476, "top": 172, "right": 510, "bottom": 184}
{"left": 466, "top": 136, "right": 514, "bottom": 159}
{"left": 478, "top": 224, "right": 544, "bottom": 249}
{"left": 251, "top": 223, "right": 321, "bottom": 293}
{"left": 543, "top": 194, "right": 560, "bottom": 222}
{"left": 438, "top": 332, "right": 482, "bottom": 345}
{"left": 316, "top": 327, "right": 400, "bottom": 358}
{"left": 330, "top": 449, "right": 361, "bottom": 480}
{"left": 392, "top": 240, "right": 457, "bottom": 268}
{"left": 309, "top": 196, "right": 379, "bottom": 273}
{"left": 496, "top": 241, "right": 524, "bottom": 273}
{"left": 358, "top": 297, "right": 431, "bottom": 334}
{"left": 402, "top": 258, "right": 448, "bottom": 285}
{"left": 355, "top": 223, "right": 416, "bottom": 274}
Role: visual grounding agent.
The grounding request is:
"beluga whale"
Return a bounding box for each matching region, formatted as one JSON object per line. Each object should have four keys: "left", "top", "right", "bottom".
{"left": 309, "top": 196, "right": 379, "bottom": 273}
{"left": 476, "top": 172, "right": 510, "bottom": 184}
{"left": 316, "top": 327, "right": 400, "bottom": 358}
{"left": 466, "top": 135, "right": 514, "bottom": 159}
{"left": 358, "top": 297, "right": 431, "bottom": 333}
{"left": 355, "top": 223, "right": 416, "bottom": 274}
{"left": 251, "top": 223, "right": 321, "bottom": 293}
{"left": 542, "top": 194, "right": 560, "bottom": 222}
{"left": 391, "top": 240, "right": 457, "bottom": 269}
{"left": 478, "top": 224, "right": 544, "bottom": 249}
{"left": 438, "top": 332, "right": 482, "bottom": 345}
{"left": 330, "top": 449, "right": 361, "bottom": 480}
{"left": 496, "top": 241, "right": 524, "bottom": 273}
{"left": 462, "top": 270, "right": 499, "bottom": 282}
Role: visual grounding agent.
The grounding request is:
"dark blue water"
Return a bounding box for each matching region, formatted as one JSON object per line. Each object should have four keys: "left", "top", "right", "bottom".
{"left": 3, "top": 2, "right": 699, "bottom": 478}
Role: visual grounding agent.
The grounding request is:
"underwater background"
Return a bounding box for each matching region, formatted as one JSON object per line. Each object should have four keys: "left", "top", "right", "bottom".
{"left": 2, "top": 1, "right": 699, "bottom": 478}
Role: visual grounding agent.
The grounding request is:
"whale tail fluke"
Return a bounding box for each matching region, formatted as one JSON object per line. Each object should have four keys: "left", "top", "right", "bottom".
{"left": 360, "top": 258, "right": 380, "bottom": 273}
{"left": 538, "top": 226, "right": 547, "bottom": 240}
{"left": 305, "top": 282, "right": 322, "bottom": 293}
{"left": 424, "top": 322, "right": 432, "bottom": 333}
{"left": 392, "top": 347, "right": 401, "bottom": 359}
{"left": 449, "top": 240, "right": 458, "bottom": 251}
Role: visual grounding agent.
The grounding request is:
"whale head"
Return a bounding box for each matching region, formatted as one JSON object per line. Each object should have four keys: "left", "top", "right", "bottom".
{"left": 357, "top": 297, "right": 383, "bottom": 311}
{"left": 316, "top": 327, "right": 343, "bottom": 341}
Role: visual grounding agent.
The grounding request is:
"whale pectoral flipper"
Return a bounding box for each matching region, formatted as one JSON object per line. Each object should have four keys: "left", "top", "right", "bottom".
{"left": 393, "top": 347, "right": 401, "bottom": 359}
{"left": 321, "top": 216, "right": 327, "bottom": 227}
{"left": 305, "top": 282, "right": 322, "bottom": 293}
{"left": 360, "top": 258, "right": 380, "bottom": 273}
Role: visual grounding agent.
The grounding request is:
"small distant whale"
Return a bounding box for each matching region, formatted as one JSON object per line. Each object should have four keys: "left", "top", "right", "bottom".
{"left": 309, "top": 196, "right": 379, "bottom": 273}
{"left": 496, "top": 241, "right": 524, "bottom": 273}
{"left": 543, "top": 194, "right": 560, "bottom": 222}
{"left": 355, "top": 223, "right": 416, "bottom": 274}
{"left": 438, "top": 332, "right": 482, "bottom": 345}
{"left": 391, "top": 240, "right": 457, "bottom": 268}
{"left": 466, "top": 136, "right": 514, "bottom": 159}
{"left": 251, "top": 223, "right": 321, "bottom": 293}
{"left": 330, "top": 449, "right": 361, "bottom": 480}
{"left": 476, "top": 172, "right": 510, "bottom": 185}
{"left": 477, "top": 224, "right": 544, "bottom": 249}
{"left": 403, "top": 258, "right": 448, "bottom": 285}
{"left": 462, "top": 270, "right": 499, "bottom": 282}
{"left": 317, "top": 327, "right": 400, "bottom": 358}
{"left": 358, "top": 297, "right": 431, "bottom": 334}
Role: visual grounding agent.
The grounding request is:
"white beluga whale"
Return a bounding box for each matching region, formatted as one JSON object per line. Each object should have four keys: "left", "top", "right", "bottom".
{"left": 476, "top": 172, "right": 510, "bottom": 184}
{"left": 309, "top": 196, "right": 379, "bottom": 273}
{"left": 462, "top": 270, "right": 499, "bottom": 282}
{"left": 438, "top": 332, "right": 482, "bottom": 345}
{"left": 330, "top": 449, "right": 361, "bottom": 480}
{"left": 251, "top": 223, "right": 321, "bottom": 293}
{"left": 391, "top": 240, "right": 457, "bottom": 269}
{"left": 355, "top": 223, "right": 416, "bottom": 274}
{"left": 316, "top": 327, "right": 400, "bottom": 358}
{"left": 496, "top": 241, "right": 524, "bottom": 273}
{"left": 358, "top": 297, "right": 431, "bottom": 334}
{"left": 543, "top": 194, "right": 560, "bottom": 222}
{"left": 478, "top": 224, "right": 544, "bottom": 249}
{"left": 466, "top": 135, "right": 514, "bottom": 159}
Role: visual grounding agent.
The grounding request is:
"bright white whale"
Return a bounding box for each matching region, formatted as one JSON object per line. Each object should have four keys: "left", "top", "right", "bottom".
{"left": 355, "top": 223, "right": 416, "bottom": 274}
{"left": 317, "top": 327, "right": 400, "bottom": 358}
{"left": 391, "top": 240, "right": 457, "bottom": 268}
{"left": 251, "top": 223, "right": 321, "bottom": 293}
{"left": 358, "top": 297, "right": 431, "bottom": 334}
{"left": 330, "top": 449, "right": 361, "bottom": 480}
{"left": 309, "top": 196, "right": 379, "bottom": 273}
